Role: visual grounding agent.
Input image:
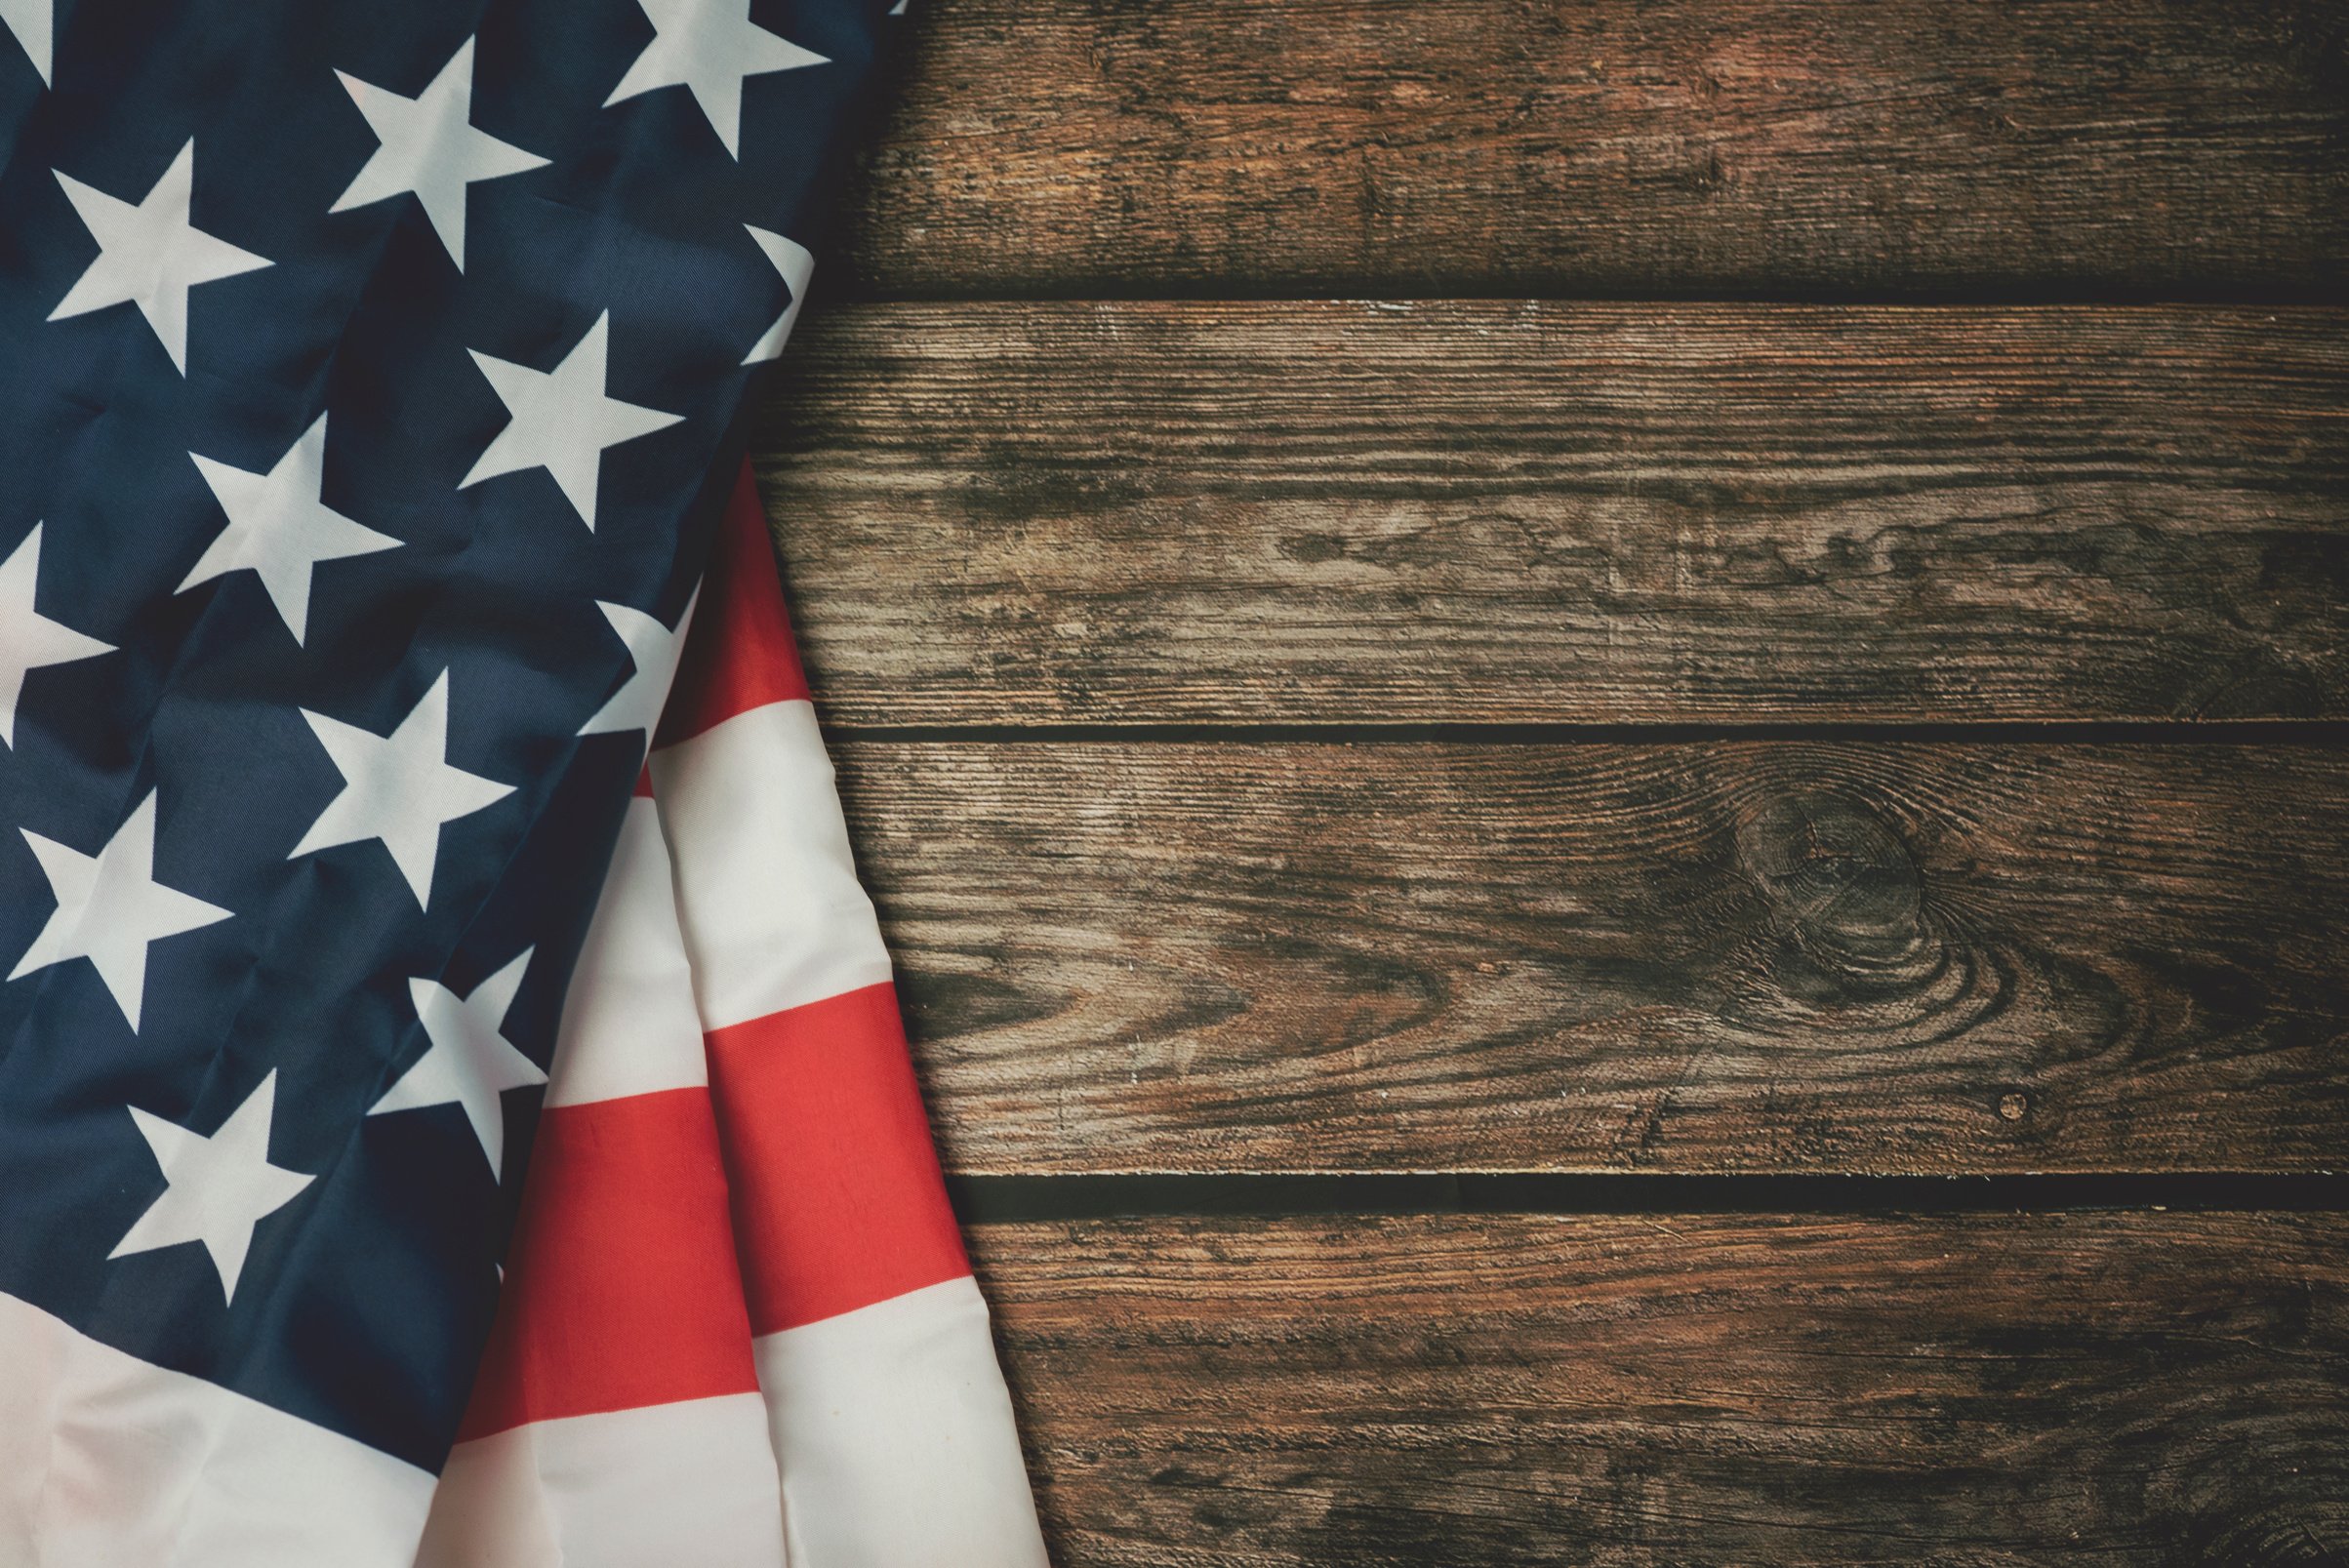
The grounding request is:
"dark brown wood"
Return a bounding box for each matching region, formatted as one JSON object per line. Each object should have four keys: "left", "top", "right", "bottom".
{"left": 831, "top": 740, "right": 2349, "bottom": 1175}
{"left": 833, "top": 0, "right": 2349, "bottom": 298}
{"left": 779, "top": 9, "right": 2349, "bottom": 1559}
{"left": 975, "top": 1212, "right": 2349, "bottom": 1566}
{"left": 755, "top": 302, "right": 2349, "bottom": 725}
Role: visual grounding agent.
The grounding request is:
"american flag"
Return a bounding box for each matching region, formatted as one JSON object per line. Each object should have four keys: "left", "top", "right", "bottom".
{"left": 0, "top": 2, "right": 1043, "bottom": 1564}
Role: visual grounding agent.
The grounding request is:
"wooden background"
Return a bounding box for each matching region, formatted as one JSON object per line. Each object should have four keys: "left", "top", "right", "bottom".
{"left": 753, "top": 2, "right": 2349, "bottom": 1561}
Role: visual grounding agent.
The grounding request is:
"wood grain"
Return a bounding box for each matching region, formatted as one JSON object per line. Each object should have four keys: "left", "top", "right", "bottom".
{"left": 794, "top": 8, "right": 2349, "bottom": 1558}
{"left": 975, "top": 1211, "right": 2349, "bottom": 1567}
{"left": 830, "top": 740, "right": 2349, "bottom": 1175}
{"left": 755, "top": 302, "right": 2349, "bottom": 725}
{"left": 833, "top": 0, "right": 2349, "bottom": 298}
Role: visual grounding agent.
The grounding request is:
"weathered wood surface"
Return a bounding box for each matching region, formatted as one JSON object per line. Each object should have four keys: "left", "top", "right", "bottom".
{"left": 755, "top": 302, "right": 2349, "bottom": 725}
{"left": 975, "top": 1211, "right": 2349, "bottom": 1566}
{"left": 833, "top": 0, "right": 2349, "bottom": 298}
{"left": 831, "top": 740, "right": 2349, "bottom": 1176}
{"left": 789, "top": 6, "right": 2349, "bottom": 1556}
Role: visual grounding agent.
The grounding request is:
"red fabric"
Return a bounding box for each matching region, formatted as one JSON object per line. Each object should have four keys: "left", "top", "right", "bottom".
{"left": 458, "top": 1088, "right": 762, "bottom": 1438}
{"left": 655, "top": 464, "right": 810, "bottom": 749}
{"left": 707, "top": 982, "right": 971, "bottom": 1336}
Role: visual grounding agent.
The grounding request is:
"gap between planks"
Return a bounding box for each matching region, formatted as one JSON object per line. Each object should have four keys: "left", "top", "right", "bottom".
{"left": 830, "top": 720, "right": 2349, "bottom": 746}
{"left": 949, "top": 1171, "right": 2349, "bottom": 1223}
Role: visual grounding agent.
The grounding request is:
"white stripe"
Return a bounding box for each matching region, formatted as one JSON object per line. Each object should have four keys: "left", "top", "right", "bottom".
{"left": 413, "top": 1394, "right": 785, "bottom": 1568}
{"left": 753, "top": 1277, "right": 1047, "bottom": 1568}
{"left": 0, "top": 1289, "right": 435, "bottom": 1568}
{"left": 545, "top": 797, "right": 707, "bottom": 1107}
{"left": 649, "top": 701, "right": 892, "bottom": 1032}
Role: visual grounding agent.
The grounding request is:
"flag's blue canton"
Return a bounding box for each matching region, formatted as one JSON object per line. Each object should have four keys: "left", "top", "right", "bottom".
{"left": 0, "top": 0, "right": 888, "bottom": 1469}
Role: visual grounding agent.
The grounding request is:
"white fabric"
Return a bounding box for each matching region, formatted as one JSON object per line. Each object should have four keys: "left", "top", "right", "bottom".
{"left": 546, "top": 797, "right": 709, "bottom": 1107}
{"left": 0, "top": 1288, "right": 437, "bottom": 1568}
{"left": 649, "top": 700, "right": 892, "bottom": 1032}
{"left": 413, "top": 1393, "right": 785, "bottom": 1568}
{"left": 740, "top": 227, "right": 813, "bottom": 364}
{"left": 754, "top": 1278, "right": 1047, "bottom": 1568}
{"left": 420, "top": 690, "right": 1045, "bottom": 1568}
{"left": 459, "top": 312, "right": 683, "bottom": 533}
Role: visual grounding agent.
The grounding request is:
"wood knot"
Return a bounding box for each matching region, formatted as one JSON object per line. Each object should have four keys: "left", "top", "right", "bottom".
{"left": 1735, "top": 791, "right": 1927, "bottom": 976}
{"left": 1276, "top": 532, "right": 1348, "bottom": 565}
{"left": 1723, "top": 785, "right": 2010, "bottom": 1050}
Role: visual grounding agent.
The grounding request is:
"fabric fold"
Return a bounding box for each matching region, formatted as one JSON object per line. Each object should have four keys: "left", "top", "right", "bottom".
{"left": 415, "top": 464, "right": 1045, "bottom": 1567}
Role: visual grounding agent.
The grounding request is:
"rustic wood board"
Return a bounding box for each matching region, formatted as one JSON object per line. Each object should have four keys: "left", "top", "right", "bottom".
{"left": 832, "top": 0, "right": 2349, "bottom": 298}
{"left": 830, "top": 740, "right": 2349, "bottom": 1176}
{"left": 785, "top": 5, "right": 2349, "bottom": 1557}
{"left": 756, "top": 302, "right": 2349, "bottom": 725}
{"left": 975, "top": 1211, "right": 2349, "bottom": 1567}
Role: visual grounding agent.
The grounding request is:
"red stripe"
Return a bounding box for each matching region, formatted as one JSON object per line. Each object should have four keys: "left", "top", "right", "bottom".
{"left": 655, "top": 461, "right": 810, "bottom": 749}
{"left": 632, "top": 762, "right": 654, "bottom": 797}
{"left": 459, "top": 1088, "right": 760, "bottom": 1438}
{"left": 706, "top": 983, "right": 971, "bottom": 1336}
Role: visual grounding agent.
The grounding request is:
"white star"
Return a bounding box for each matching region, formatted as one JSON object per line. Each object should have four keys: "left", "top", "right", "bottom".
{"left": 0, "top": 523, "right": 112, "bottom": 748}
{"left": 371, "top": 949, "right": 545, "bottom": 1178}
{"left": 49, "top": 140, "right": 271, "bottom": 374}
{"left": 741, "top": 224, "right": 813, "bottom": 365}
{"left": 603, "top": 0, "right": 827, "bottom": 159}
{"left": 290, "top": 670, "right": 514, "bottom": 907}
{"left": 461, "top": 311, "right": 683, "bottom": 532}
{"left": 10, "top": 790, "right": 230, "bottom": 1031}
{"left": 1, "top": 0, "right": 51, "bottom": 84}
{"left": 331, "top": 37, "right": 548, "bottom": 272}
{"left": 110, "top": 1071, "right": 313, "bottom": 1305}
{"left": 579, "top": 588, "right": 697, "bottom": 741}
{"left": 182, "top": 416, "right": 400, "bottom": 646}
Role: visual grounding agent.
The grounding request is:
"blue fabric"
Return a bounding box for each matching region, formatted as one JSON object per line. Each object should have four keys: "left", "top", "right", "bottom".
{"left": 0, "top": 0, "right": 889, "bottom": 1469}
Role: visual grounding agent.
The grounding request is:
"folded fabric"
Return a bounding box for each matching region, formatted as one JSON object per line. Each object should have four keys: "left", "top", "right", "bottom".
{"left": 417, "top": 464, "right": 1046, "bottom": 1568}
{"left": 0, "top": 0, "right": 1042, "bottom": 1560}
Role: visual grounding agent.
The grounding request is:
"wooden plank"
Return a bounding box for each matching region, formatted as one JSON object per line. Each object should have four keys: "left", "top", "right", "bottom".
{"left": 976, "top": 1211, "right": 2349, "bottom": 1566}
{"left": 755, "top": 302, "right": 2349, "bottom": 725}
{"left": 833, "top": 740, "right": 2349, "bottom": 1176}
{"left": 834, "top": 0, "right": 2349, "bottom": 298}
